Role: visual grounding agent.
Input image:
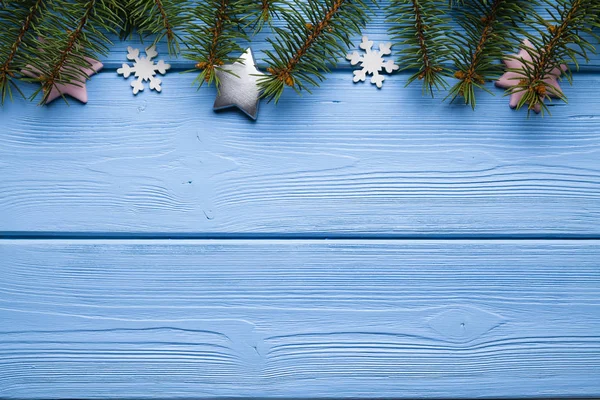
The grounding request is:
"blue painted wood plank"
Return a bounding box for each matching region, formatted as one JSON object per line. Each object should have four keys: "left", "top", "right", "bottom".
{"left": 1, "top": 71, "right": 600, "bottom": 236}
{"left": 1, "top": 239, "right": 599, "bottom": 398}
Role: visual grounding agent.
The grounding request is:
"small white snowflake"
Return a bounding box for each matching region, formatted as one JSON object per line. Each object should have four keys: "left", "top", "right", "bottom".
{"left": 117, "top": 45, "right": 171, "bottom": 95}
{"left": 346, "top": 36, "right": 399, "bottom": 88}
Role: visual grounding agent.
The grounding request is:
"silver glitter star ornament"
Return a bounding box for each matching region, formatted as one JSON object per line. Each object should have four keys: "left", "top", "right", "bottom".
{"left": 214, "top": 48, "right": 265, "bottom": 120}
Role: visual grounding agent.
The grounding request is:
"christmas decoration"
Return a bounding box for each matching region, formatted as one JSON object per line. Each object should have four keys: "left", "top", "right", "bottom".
{"left": 0, "top": 0, "right": 598, "bottom": 114}
{"left": 213, "top": 48, "right": 265, "bottom": 120}
{"left": 496, "top": 39, "right": 567, "bottom": 114}
{"left": 385, "top": 0, "right": 599, "bottom": 110}
{"left": 117, "top": 45, "right": 171, "bottom": 95}
{"left": 22, "top": 57, "right": 103, "bottom": 104}
{"left": 346, "top": 36, "right": 399, "bottom": 88}
{"left": 1, "top": 0, "right": 119, "bottom": 105}
{"left": 503, "top": 0, "right": 599, "bottom": 115}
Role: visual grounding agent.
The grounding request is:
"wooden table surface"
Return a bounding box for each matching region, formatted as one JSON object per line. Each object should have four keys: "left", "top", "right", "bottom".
{"left": 1, "top": 7, "right": 600, "bottom": 399}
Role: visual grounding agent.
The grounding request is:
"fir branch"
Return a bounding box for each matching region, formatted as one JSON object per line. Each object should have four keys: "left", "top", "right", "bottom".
{"left": 26, "top": 0, "right": 121, "bottom": 104}
{"left": 127, "top": 0, "right": 189, "bottom": 55}
{"left": 40, "top": 0, "right": 97, "bottom": 99}
{"left": 154, "top": 0, "right": 174, "bottom": 41}
{"left": 0, "top": 0, "right": 46, "bottom": 103}
{"left": 511, "top": 0, "right": 599, "bottom": 115}
{"left": 447, "top": 0, "right": 535, "bottom": 109}
{"left": 387, "top": 0, "right": 451, "bottom": 97}
{"left": 260, "top": 0, "right": 375, "bottom": 102}
{"left": 184, "top": 0, "right": 251, "bottom": 87}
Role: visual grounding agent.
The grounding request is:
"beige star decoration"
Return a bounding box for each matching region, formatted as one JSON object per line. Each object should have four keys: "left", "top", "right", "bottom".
{"left": 495, "top": 39, "right": 567, "bottom": 113}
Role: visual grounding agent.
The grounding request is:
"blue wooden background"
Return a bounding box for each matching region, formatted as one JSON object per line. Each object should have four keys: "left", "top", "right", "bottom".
{"left": 1, "top": 5, "right": 600, "bottom": 399}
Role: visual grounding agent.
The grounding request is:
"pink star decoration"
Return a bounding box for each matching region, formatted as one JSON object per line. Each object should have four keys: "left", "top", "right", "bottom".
{"left": 495, "top": 39, "right": 567, "bottom": 113}
{"left": 22, "top": 57, "right": 103, "bottom": 104}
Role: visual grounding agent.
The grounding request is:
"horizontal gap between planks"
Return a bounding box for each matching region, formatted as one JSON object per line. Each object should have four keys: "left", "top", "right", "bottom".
{"left": 3, "top": 232, "right": 600, "bottom": 240}
{"left": 0, "top": 396, "right": 594, "bottom": 400}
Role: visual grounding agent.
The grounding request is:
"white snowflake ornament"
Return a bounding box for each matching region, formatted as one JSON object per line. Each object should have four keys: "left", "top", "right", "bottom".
{"left": 347, "top": 36, "right": 399, "bottom": 88}
{"left": 117, "top": 45, "right": 171, "bottom": 95}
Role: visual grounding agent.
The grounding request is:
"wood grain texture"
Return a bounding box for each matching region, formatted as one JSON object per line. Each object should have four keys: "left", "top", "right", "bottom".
{"left": 2, "top": 3, "right": 599, "bottom": 398}
{"left": 1, "top": 239, "right": 599, "bottom": 399}
{"left": 2, "top": 71, "right": 600, "bottom": 236}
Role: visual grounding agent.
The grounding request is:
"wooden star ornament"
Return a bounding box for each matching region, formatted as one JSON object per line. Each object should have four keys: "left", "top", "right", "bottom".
{"left": 495, "top": 39, "right": 567, "bottom": 114}
{"left": 22, "top": 57, "right": 103, "bottom": 104}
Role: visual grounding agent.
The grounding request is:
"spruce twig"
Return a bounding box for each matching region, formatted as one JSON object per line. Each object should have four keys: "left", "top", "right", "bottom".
{"left": 184, "top": 0, "right": 251, "bottom": 87}
{"left": 127, "top": 0, "right": 189, "bottom": 55}
{"left": 27, "top": 0, "right": 121, "bottom": 104}
{"left": 0, "top": 0, "right": 46, "bottom": 103}
{"left": 387, "top": 0, "right": 452, "bottom": 97}
{"left": 511, "top": 0, "right": 599, "bottom": 115}
{"left": 260, "top": 0, "right": 375, "bottom": 102}
{"left": 40, "top": 0, "right": 97, "bottom": 102}
{"left": 447, "top": 0, "right": 536, "bottom": 109}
